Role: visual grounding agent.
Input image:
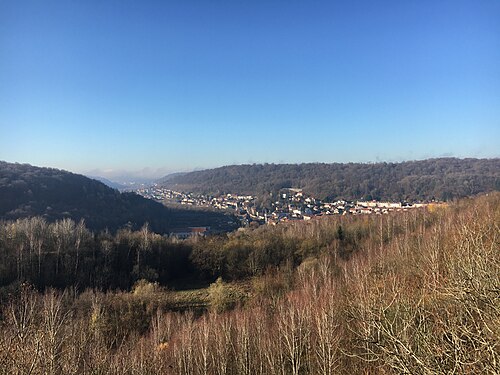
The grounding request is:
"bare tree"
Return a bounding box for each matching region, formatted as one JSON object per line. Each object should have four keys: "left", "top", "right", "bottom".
{"left": 211, "top": 313, "right": 234, "bottom": 375}
{"left": 172, "top": 312, "right": 195, "bottom": 375}
{"left": 276, "top": 292, "right": 311, "bottom": 375}
{"left": 233, "top": 310, "right": 253, "bottom": 375}
{"left": 312, "top": 287, "right": 341, "bottom": 375}
{"left": 5, "top": 284, "right": 41, "bottom": 374}
{"left": 74, "top": 219, "right": 90, "bottom": 274}
{"left": 139, "top": 223, "right": 151, "bottom": 269}
{"left": 51, "top": 219, "right": 75, "bottom": 276}
{"left": 40, "top": 289, "right": 70, "bottom": 375}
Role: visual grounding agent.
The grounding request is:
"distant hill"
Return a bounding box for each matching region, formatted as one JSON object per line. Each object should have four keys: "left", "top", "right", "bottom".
{"left": 87, "top": 176, "right": 127, "bottom": 190}
{"left": 156, "top": 172, "right": 188, "bottom": 185}
{"left": 159, "top": 158, "right": 500, "bottom": 202}
{"left": 0, "top": 162, "right": 237, "bottom": 233}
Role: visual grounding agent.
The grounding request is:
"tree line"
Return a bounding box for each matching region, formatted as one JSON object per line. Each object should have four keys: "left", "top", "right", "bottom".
{"left": 0, "top": 217, "right": 195, "bottom": 291}
{"left": 160, "top": 157, "right": 500, "bottom": 202}
{"left": 0, "top": 203, "right": 439, "bottom": 293}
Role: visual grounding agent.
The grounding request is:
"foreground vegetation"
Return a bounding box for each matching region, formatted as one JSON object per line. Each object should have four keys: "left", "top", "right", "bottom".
{"left": 0, "top": 193, "right": 498, "bottom": 374}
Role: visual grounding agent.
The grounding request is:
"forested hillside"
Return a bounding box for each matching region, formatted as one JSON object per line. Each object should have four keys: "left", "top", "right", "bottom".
{"left": 0, "top": 193, "right": 498, "bottom": 374}
{"left": 0, "top": 162, "right": 236, "bottom": 233}
{"left": 159, "top": 158, "right": 500, "bottom": 201}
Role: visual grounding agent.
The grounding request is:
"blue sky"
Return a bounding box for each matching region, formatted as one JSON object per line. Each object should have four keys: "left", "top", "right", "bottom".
{"left": 1, "top": 0, "right": 499, "bottom": 178}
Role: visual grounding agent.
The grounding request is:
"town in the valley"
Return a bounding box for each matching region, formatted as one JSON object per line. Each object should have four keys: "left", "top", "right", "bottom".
{"left": 137, "top": 185, "right": 436, "bottom": 236}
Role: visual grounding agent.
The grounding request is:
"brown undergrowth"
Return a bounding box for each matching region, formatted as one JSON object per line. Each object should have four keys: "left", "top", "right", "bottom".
{"left": 0, "top": 193, "right": 498, "bottom": 374}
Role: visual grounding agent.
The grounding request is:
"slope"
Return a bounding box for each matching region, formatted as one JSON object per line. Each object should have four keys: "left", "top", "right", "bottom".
{"left": 159, "top": 158, "right": 500, "bottom": 201}
{"left": 0, "top": 161, "right": 237, "bottom": 233}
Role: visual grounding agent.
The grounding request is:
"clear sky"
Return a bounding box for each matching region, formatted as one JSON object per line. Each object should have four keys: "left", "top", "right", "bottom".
{"left": 1, "top": 0, "right": 499, "bottom": 179}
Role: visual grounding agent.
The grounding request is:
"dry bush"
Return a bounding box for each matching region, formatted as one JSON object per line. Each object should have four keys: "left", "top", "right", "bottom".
{"left": 343, "top": 194, "right": 499, "bottom": 374}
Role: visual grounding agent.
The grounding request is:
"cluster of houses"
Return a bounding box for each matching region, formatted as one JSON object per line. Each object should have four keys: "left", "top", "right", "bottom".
{"left": 137, "top": 186, "right": 432, "bottom": 230}
{"left": 245, "top": 189, "right": 429, "bottom": 226}
{"left": 136, "top": 186, "right": 254, "bottom": 210}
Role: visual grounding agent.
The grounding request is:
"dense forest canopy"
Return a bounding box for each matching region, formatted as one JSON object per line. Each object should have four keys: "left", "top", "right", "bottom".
{"left": 0, "top": 161, "right": 237, "bottom": 233}
{"left": 159, "top": 158, "right": 500, "bottom": 201}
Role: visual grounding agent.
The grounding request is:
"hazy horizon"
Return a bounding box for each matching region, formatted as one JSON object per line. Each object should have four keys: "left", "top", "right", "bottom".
{"left": 1, "top": 1, "right": 499, "bottom": 173}
{"left": 2, "top": 155, "right": 499, "bottom": 183}
{"left": 80, "top": 155, "right": 480, "bottom": 181}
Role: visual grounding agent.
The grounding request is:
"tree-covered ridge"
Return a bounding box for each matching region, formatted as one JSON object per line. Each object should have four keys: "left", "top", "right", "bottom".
{"left": 159, "top": 158, "right": 500, "bottom": 201}
{"left": 0, "top": 161, "right": 236, "bottom": 233}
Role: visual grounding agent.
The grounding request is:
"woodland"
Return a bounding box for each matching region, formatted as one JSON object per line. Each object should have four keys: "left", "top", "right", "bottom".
{"left": 160, "top": 158, "right": 500, "bottom": 203}
{"left": 0, "top": 192, "right": 498, "bottom": 374}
